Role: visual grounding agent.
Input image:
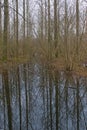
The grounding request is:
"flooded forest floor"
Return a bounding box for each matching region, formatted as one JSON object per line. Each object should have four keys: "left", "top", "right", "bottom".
{"left": 0, "top": 41, "right": 87, "bottom": 77}
{"left": 0, "top": 51, "right": 87, "bottom": 78}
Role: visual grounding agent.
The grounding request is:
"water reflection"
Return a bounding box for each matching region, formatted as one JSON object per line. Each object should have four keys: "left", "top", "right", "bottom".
{"left": 0, "top": 64, "right": 87, "bottom": 130}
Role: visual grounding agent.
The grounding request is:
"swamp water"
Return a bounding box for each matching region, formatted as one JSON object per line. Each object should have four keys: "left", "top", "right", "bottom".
{"left": 0, "top": 63, "right": 87, "bottom": 130}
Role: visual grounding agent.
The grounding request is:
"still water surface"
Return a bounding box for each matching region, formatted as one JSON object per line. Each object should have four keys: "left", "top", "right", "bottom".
{"left": 0, "top": 63, "right": 87, "bottom": 130}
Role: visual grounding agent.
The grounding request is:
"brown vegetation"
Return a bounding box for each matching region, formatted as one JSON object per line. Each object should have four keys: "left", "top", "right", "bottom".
{"left": 0, "top": 0, "right": 87, "bottom": 77}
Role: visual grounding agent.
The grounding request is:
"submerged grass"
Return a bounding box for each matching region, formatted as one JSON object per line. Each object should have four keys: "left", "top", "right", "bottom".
{"left": 0, "top": 55, "right": 30, "bottom": 72}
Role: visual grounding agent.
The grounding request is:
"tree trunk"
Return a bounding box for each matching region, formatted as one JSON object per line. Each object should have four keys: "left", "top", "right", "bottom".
{"left": 64, "top": 0, "right": 69, "bottom": 69}
{"left": 26, "top": 0, "right": 29, "bottom": 37}
{"left": 0, "top": 1, "right": 2, "bottom": 33}
{"left": 16, "top": 0, "right": 18, "bottom": 56}
{"left": 12, "top": 0, "right": 16, "bottom": 41}
{"left": 23, "top": 0, "right": 25, "bottom": 38}
{"left": 45, "top": 0, "right": 47, "bottom": 40}
{"left": 3, "top": 0, "right": 9, "bottom": 60}
{"left": 23, "top": 0, "right": 25, "bottom": 54}
{"left": 86, "top": 7, "right": 87, "bottom": 33}
{"left": 48, "top": 0, "right": 51, "bottom": 59}
{"left": 41, "top": 0, "right": 43, "bottom": 40}
{"left": 54, "top": 0, "right": 58, "bottom": 57}
{"left": 76, "top": 0, "right": 79, "bottom": 55}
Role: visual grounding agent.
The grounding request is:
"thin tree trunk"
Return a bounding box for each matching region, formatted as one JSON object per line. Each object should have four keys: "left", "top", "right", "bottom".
{"left": 48, "top": 0, "right": 51, "bottom": 59}
{"left": 24, "top": 64, "right": 29, "bottom": 130}
{"left": 23, "top": 0, "right": 25, "bottom": 38}
{"left": 76, "top": 78, "right": 79, "bottom": 130}
{"left": 0, "top": 1, "right": 2, "bottom": 33}
{"left": 65, "top": 78, "right": 68, "bottom": 130}
{"left": 55, "top": 71, "right": 59, "bottom": 130}
{"left": 64, "top": 0, "right": 69, "bottom": 69}
{"left": 76, "top": 0, "right": 79, "bottom": 56}
{"left": 16, "top": 0, "right": 18, "bottom": 56}
{"left": 86, "top": 7, "right": 87, "bottom": 33}
{"left": 49, "top": 71, "right": 52, "bottom": 130}
{"left": 26, "top": 0, "right": 29, "bottom": 37}
{"left": 54, "top": 0, "right": 58, "bottom": 57}
{"left": 17, "top": 67, "right": 22, "bottom": 130}
{"left": 41, "top": 0, "right": 43, "bottom": 40}
{"left": 45, "top": 0, "right": 47, "bottom": 40}
{"left": 3, "top": 0, "right": 9, "bottom": 60}
{"left": 23, "top": 0, "right": 25, "bottom": 54}
{"left": 12, "top": 0, "right": 16, "bottom": 41}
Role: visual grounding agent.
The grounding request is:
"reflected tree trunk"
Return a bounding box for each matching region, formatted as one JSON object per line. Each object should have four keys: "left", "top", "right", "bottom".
{"left": 54, "top": 71, "right": 59, "bottom": 130}
{"left": 49, "top": 71, "right": 53, "bottom": 130}
{"left": 2, "top": 70, "right": 12, "bottom": 130}
{"left": 15, "top": 68, "right": 19, "bottom": 104}
{"left": 76, "top": 78, "right": 79, "bottom": 130}
{"left": 17, "top": 67, "right": 22, "bottom": 130}
{"left": 65, "top": 78, "right": 68, "bottom": 130}
{"left": 41, "top": 68, "right": 46, "bottom": 128}
{"left": 24, "top": 64, "right": 29, "bottom": 130}
{"left": 2, "top": 77, "right": 6, "bottom": 130}
{"left": 46, "top": 70, "right": 49, "bottom": 130}
{"left": 73, "top": 88, "right": 76, "bottom": 128}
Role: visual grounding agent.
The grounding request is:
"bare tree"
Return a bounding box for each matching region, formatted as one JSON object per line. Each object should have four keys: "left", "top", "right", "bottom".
{"left": 0, "top": 1, "right": 2, "bottom": 33}
{"left": 40, "top": 0, "right": 43, "bottom": 40}
{"left": 12, "top": 0, "right": 16, "bottom": 41}
{"left": 23, "top": 0, "right": 25, "bottom": 54}
{"left": 38, "top": 0, "right": 44, "bottom": 40}
{"left": 64, "top": 0, "right": 69, "bottom": 69}
{"left": 3, "top": 0, "right": 9, "bottom": 60}
{"left": 23, "top": 0, "right": 25, "bottom": 38}
{"left": 54, "top": 0, "right": 58, "bottom": 57}
{"left": 26, "top": 0, "right": 33, "bottom": 38}
{"left": 85, "top": 7, "right": 87, "bottom": 33}
{"left": 26, "top": 0, "right": 29, "bottom": 37}
{"left": 16, "top": 0, "right": 19, "bottom": 55}
{"left": 45, "top": 0, "right": 47, "bottom": 39}
{"left": 76, "top": 0, "right": 79, "bottom": 55}
{"left": 48, "top": 0, "right": 51, "bottom": 59}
